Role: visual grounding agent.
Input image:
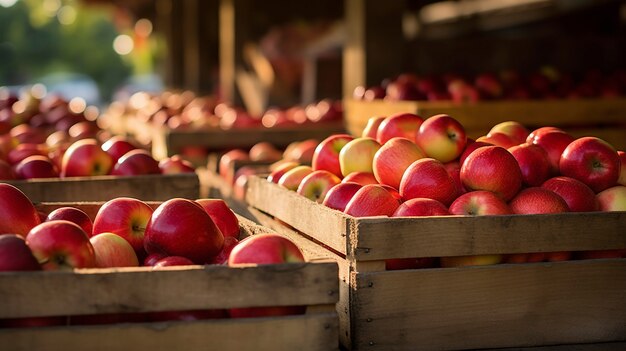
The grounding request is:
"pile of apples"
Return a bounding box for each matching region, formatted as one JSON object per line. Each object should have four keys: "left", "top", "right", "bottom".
{"left": 268, "top": 112, "right": 626, "bottom": 268}
{"left": 353, "top": 68, "right": 626, "bottom": 103}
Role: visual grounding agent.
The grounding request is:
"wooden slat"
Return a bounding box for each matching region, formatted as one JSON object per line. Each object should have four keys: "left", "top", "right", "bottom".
{"left": 484, "top": 342, "right": 626, "bottom": 351}
{"left": 351, "top": 259, "right": 626, "bottom": 351}
{"left": 5, "top": 173, "right": 200, "bottom": 202}
{"left": 0, "top": 313, "right": 339, "bottom": 351}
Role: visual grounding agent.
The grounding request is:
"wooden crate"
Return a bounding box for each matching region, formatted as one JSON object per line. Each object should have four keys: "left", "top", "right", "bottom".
{"left": 246, "top": 176, "right": 626, "bottom": 351}
{"left": 0, "top": 202, "right": 339, "bottom": 351}
{"left": 344, "top": 98, "right": 626, "bottom": 150}
{"left": 3, "top": 173, "right": 200, "bottom": 202}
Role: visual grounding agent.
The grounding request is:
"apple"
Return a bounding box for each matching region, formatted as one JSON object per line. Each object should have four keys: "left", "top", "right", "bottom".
{"left": 577, "top": 249, "right": 626, "bottom": 260}
{"left": 0, "top": 183, "right": 41, "bottom": 236}
{"left": 249, "top": 142, "right": 282, "bottom": 162}
{"left": 211, "top": 236, "right": 240, "bottom": 264}
{"left": 461, "top": 146, "right": 522, "bottom": 201}
{"left": 617, "top": 150, "right": 626, "bottom": 186}
{"left": 101, "top": 136, "right": 137, "bottom": 163}
{"left": 474, "top": 73, "right": 503, "bottom": 99}
{"left": 509, "top": 187, "right": 570, "bottom": 214}
{"left": 488, "top": 121, "right": 529, "bottom": 144}
{"left": 400, "top": 158, "right": 458, "bottom": 206}
{"left": 229, "top": 233, "right": 304, "bottom": 265}
{"left": 459, "top": 139, "right": 492, "bottom": 166}
{"left": 61, "top": 139, "right": 113, "bottom": 177}
{"left": 477, "top": 132, "right": 517, "bottom": 149}
{"left": 0, "top": 234, "right": 41, "bottom": 271}
{"left": 541, "top": 176, "right": 599, "bottom": 212}
{"left": 448, "top": 79, "right": 480, "bottom": 103}
{"left": 559, "top": 137, "right": 620, "bottom": 193}
{"left": 344, "top": 184, "right": 401, "bottom": 217}
{"left": 297, "top": 170, "right": 341, "bottom": 203}
{"left": 449, "top": 190, "right": 512, "bottom": 215}
{"left": 153, "top": 256, "right": 195, "bottom": 268}
{"left": 92, "top": 197, "right": 154, "bottom": 257}
{"left": 381, "top": 184, "right": 402, "bottom": 202}
{"left": 144, "top": 198, "right": 224, "bottom": 264}
{"left": 339, "top": 137, "right": 381, "bottom": 177}
{"left": 7, "top": 143, "right": 47, "bottom": 165}
{"left": 444, "top": 161, "right": 465, "bottom": 198}
{"left": 277, "top": 165, "right": 314, "bottom": 191}
{"left": 143, "top": 252, "right": 167, "bottom": 266}
{"left": 68, "top": 121, "right": 99, "bottom": 140}
{"left": 341, "top": 171, "right": 378, "bottom": 185}
{"left": 13, "top": 155, "right": 58, "bottom": 179}
{"left": 158, "top": 155, "right": 195, "bottom": 174}
{"left": 526, "top": 126, "right": 563, "bottom": 144}
{"left": 312, "top": 134, "right": 354, "bottom": 178}
{"left": 10, "top": 124, "right": 46, "bottom": 144}
{"left": 219, "top": 149, "right": 249, "bottom": 184}
{"left": 111, "top": 149, "right": 160, "bottom": 176}
{"left": 0, "top": 159, "right": 15, "bottom": 180}
{"left": 90, "top": 232, "right": 139, "bottom": 268}
{"left": 386, "top": 257, "right": 437, "bottom": 270}
{"left": 363, "top": 86, "right": 385, "bottom": 101}
{"left": 392, "top": 198, "right": 450, "bottom": 217}
{"left": 440, "top": 254, "right": 503, "bottom": 268}
{"left": 416, "top": 114, "right": 467, "bottom": 163}
{"left": 283, "top": 139, "right": 318, "bottom": 164}
{"left": 25, "top": 220, "right": 95, "bottom": 270}
{"left": 322, "top": 182, "right": 363, "bottom": 212}
{"left": 267, "top": 161, "right": 300, "bottom": 184}
{"left": 376, "top": 113, "right": 424, "bottom": 144}
{"left": 195, "top": 199, "right": 240, "bottom": 239}
{"left": 373, "top": 137, "right": 426, "bottom": 190}
{"left": 361, "top": 116, "right": 386, "bottom": 139}
{"left": 46, "top": 207, "right": 93, "bottom": 236}
{"left": 385, "top": 80, "right": 423, "bottom": 101}
{"left": 596, "top": 185, "right": 626, "bottom": 211}
{"left": 508, "top": 143, "right": 551, "bottom": 186}
{"left": 530, "top": 128, "right": 575, "bottom": 174}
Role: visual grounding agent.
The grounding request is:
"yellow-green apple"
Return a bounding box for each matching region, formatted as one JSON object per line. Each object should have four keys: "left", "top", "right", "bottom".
{"left": 344, "top": 184, "right": 401, "bottom": 217}
{"left": 440, "top": 254, "right": 503, "bottom": 268}
{"left": 541, "top": 176, "right": 599, "bottom": 212}
{"left": 400, "top": 158, "right": 458, "bottom": 206}
{"left": 46, "top": 207, "right": 93, "bottom": 236}
{"left": 92, "top": 197, "right": 154, "bottom": 257}
{"left": 476, "top": 132, "right": 516, "bottom": 149}
{"left": 111, "top": 149, "right": 160, "bottom": 176}
{"left": 143, "top": 252, "right": 167, "bottom": 266}
{"left": 361, "top": 116, "right": 386, "bottom": 139}
{"left": 61, "top": 139, "right": 113, "bottom": 177}
{"left": 312, "top": 134, "right": 354, "bottom": 177}
{"left": 249, "top": 142, "right": 282, "bottom": 162}
{"left": 488, "top": 121, "right": 530, "bottom": 144}
{"left": 461, "top": 146, "right": 522, "bottom": 201}
{"left": 219, "top": 149, "right": 249, "bottom": 184}
{"left": 617, "top": 151, "right": 626, "bottom": 186}
{"left": 7, "top": 143, "right": 47, "bottom": 165}
{"left": 0, "top": 159, "right": 14, "bottom": 179}
{"left": 152, "top": 256, "right": 195, "bottom": 268}
{"left": 25, "top": 220, "right": 96, "bottom": 270}
{"left": 416, "top": 114, "right": 467, "bottom": 163}
{"left": 322, "top": 182, "right": 363, "bottom": 212}
{"left": 0, "top": 183, "right": 40, "bottom": 236}
{"left": 90, "top": 232, "right": 139, "bottom": 268}
{"left": 0, "top": 234, "right": 41, "bottom": 271}
{"left": 210, "top": 236, "right": 239, "bottom": 265}
{"left": 14, "top": 155, "right": 59, "bottom": 179}
{"left": 158, "top": 155, "right": 195, "bottom": 174}
{"left": 392, "top": 198, "right": 450, "bottom": 217}
{"left": 459, "top": 139, "right": 492, "bottom": 166}
{"left": 508, "top": 143, "right": 551, "bottom": 186}
{"left": 509, "top": 187, "right": 569, "bottom": 214}
{"left": 297, "top": 170, "right": 341, "bottom": 203}
{"left": 283, "top": 139, "right": 318, "bottom": 164}
{"left": 376, "top": 113, "right": 424, "bottom": 144}
{"left": 373, "top": 137, "right": 426, "bottom": 189}
{"left": 449, "top": 190, "right": 512, "bottom": 215}
{"left": 530, "top": 128, "right": 575, "bottom": 174}
{"left": 342, "top": 171, "right": 378, "bottom": 185}
{"left": 144, "top": 198, "right": 224, "bottom": 264}
{"left": 228, "top": 233, "right": 305, "bottom": 265}
{"left": 278, "top": 165, "right": 314, "bottom": 191}
{"left": 596, "top": 185, "right": 626, "bottom": 211}
{"left": 267, "top": 161, "right": 299, "bottom": 183}
{"left": 559, "top": 137, "right": 620, "bottom": 193}
{"left": 101, "top": 136, "right": 137, "bottom": 163}
{"left": 195, "top": 199, "right": 240, "bottom": 239}
{"left": 339, "top": 137, "right": 381, "bottom": 177}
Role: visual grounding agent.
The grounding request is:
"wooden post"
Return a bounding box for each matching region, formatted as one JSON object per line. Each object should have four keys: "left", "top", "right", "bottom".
{"left": 182, "top": 0, "right": 200, "bottom": 92}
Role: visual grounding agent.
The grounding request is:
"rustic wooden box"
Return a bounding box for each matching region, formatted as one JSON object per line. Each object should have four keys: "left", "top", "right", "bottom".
{"left": 246, "top": 176, "right": 626, "bottom": 351}
{"left": 3, "top": 173, "right": 200, "bottom": 202}
{"left": 0, "top": 202, "right": 339, "bottom": 351}
{"left": 344, "top": 98, "right": 626, "bottom": 150}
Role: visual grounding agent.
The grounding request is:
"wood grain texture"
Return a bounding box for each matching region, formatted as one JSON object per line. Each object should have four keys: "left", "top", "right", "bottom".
{"left": 5, "top": 173, "right": 200, "bottom": 202}
{"left": 351, "top": 259, "right": 626, "bottom": 351}
{"left": 0, "top": 313, "right": 339, "bottom": 351}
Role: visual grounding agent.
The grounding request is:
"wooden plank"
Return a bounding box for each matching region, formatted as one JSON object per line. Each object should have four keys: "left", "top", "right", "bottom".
{"left": 485, "top": 342, "right": 626, "bottom": 351}
{"left": 351, "top": 259, "right": 626, "bottom": 351}
{"left": 5, "top": 173, "right": 200, "bottom": 202}
{"left": 0, "top": 313, "right": 339, "bottom": 351}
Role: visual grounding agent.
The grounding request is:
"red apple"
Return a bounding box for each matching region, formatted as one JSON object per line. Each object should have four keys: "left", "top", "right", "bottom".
{"left": 158, "top": 155, "right": 195, "bottom": 174}
{"left": 459, "top": 139, "right": 492, "bottom": 166}
{"left": 25, "top": 220, "right": 95, "bottom": 270}
{"left": 90, "top": 232, "right": 139, "bottom": 268}
{"left": 526, "top": 126, "right": 563, "bottom": 144}
{"left": 0, "top": 183, "right": 41, "bottom": 236}
{"left": 7, "top": 143, "right": 47, "bottom": 165}
{"left": 461, "top": 146, "right": 522, "bottom": 201}
{"left": 10, "top": 124, "right": 47, "bottom": 144}
{"left": 277, "top": 165, "right": 314, "bottom": 191}
{"left": 541, "top": 176, "right": 599, "bottom": 212}
{"left": 92, "top": 197, "right": 154, "bottom": 257}
{"left": 219, "top": 149, "right": 249, "bottom": 184}
{"left": 509, "top": 187, "right": 570, "bottom": 214}
{"left": 474, "top": 73, "right": 503, "bottom": 99}
{"left": 400, "top": 158, "right": 458, "bottom": 206}
{"left": 322, "top": 182, "right": 363, "bottom": 212}
{"left": 449, "top": 190, "right": 512, "bottom": 215}
{"left": 249, "top": 142, "right": 282, "bottom": 162}
{"left": 416, "top": 114, "right": 467, "bottom": 163}
{"left": 101, "top": 136, "right": 138, "bottom": 163}
{"left": 376, "top": 113, "right": 424, "bottom": 144}
{"left": 0, "top": 159, "right": 15, "bottom": 180}
{"left": 61, "top": 139, "right": 113, "bottom": 177}
{"left": 111, "top": 149, "right": 160, "bottom": 176}
{"left": 476, "top": 132, "right": 517, "bottom": 149}
{"left": 312, "top": 134, "right": 354, "bottom": 178}
{"left": 559, "top": 137, "right": 620, "bottom": 193}
{"left": 144, "top": 198, "right": 224, "bottom": 264}
{"left": 344, "top": 184, "right": 400, "bottom": 217}
{"left": 195, "top": 199, "right": 240, "bottom": 239}
{"left": 363, "top": 86, "right": 385, "bottom": 101}
{"left": 596, "top": 185, "right": 626, "bottom": 211}
{"left": 617, "top": 150, "right": 626, "bottom": 186}
{"left": 530, "top": 128, "right": 575, "bottom": 174}
{"left": 392, "top": 198, "right": 450, "bottom": 217}
{"left": 339, "top": 137, "right": 381, "bottom": 177}
{"left": 508, "top": 143, "right": 551, "bottom": 186}
{"left": 440, "top": 254, "right": 503, "bottom": 268}
{"left": 153, "top": 256, "right": 195, "bottom": 268}
{"left": 267, "top": 161, "right": 299, "bottom": 184}
{"left": 341, "top": 171, "right": 378, "bottom": 185}
{"left": 210, "top": 236, "right": 240, "bottom": 265}
{"left": 444, "top": 160, "right": 465, "bottom": 198}
{"left": 143, "top": 252, "right": 167, "bottom": 266}
{"left": 373, "top": 137, "right": 426, "bottom": 190}
{"left": 46, "top": 207, "right": 93, "bottom": 236}
{"left": 14, "top": 155, "right": 58, "bottom": 180}
{"left": 283, "top": 139, "right": 318, "bottom": 164}
{"left": 297, "top": 170, "right": 341, "bottom": 203}
{"left": 228, "top": 233, "right": 304, "bottom": 265}
{"left": 361, "top": 116, "right": 386, "bottom": 139}
{"left": 0, "top": 234, "right": 41, "bottom": 271}
{"left": 68, "top": 121, "right": 99, "bottom": 140}
{"left": 488, "top": 121, "right": 529, "bottom": 145}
